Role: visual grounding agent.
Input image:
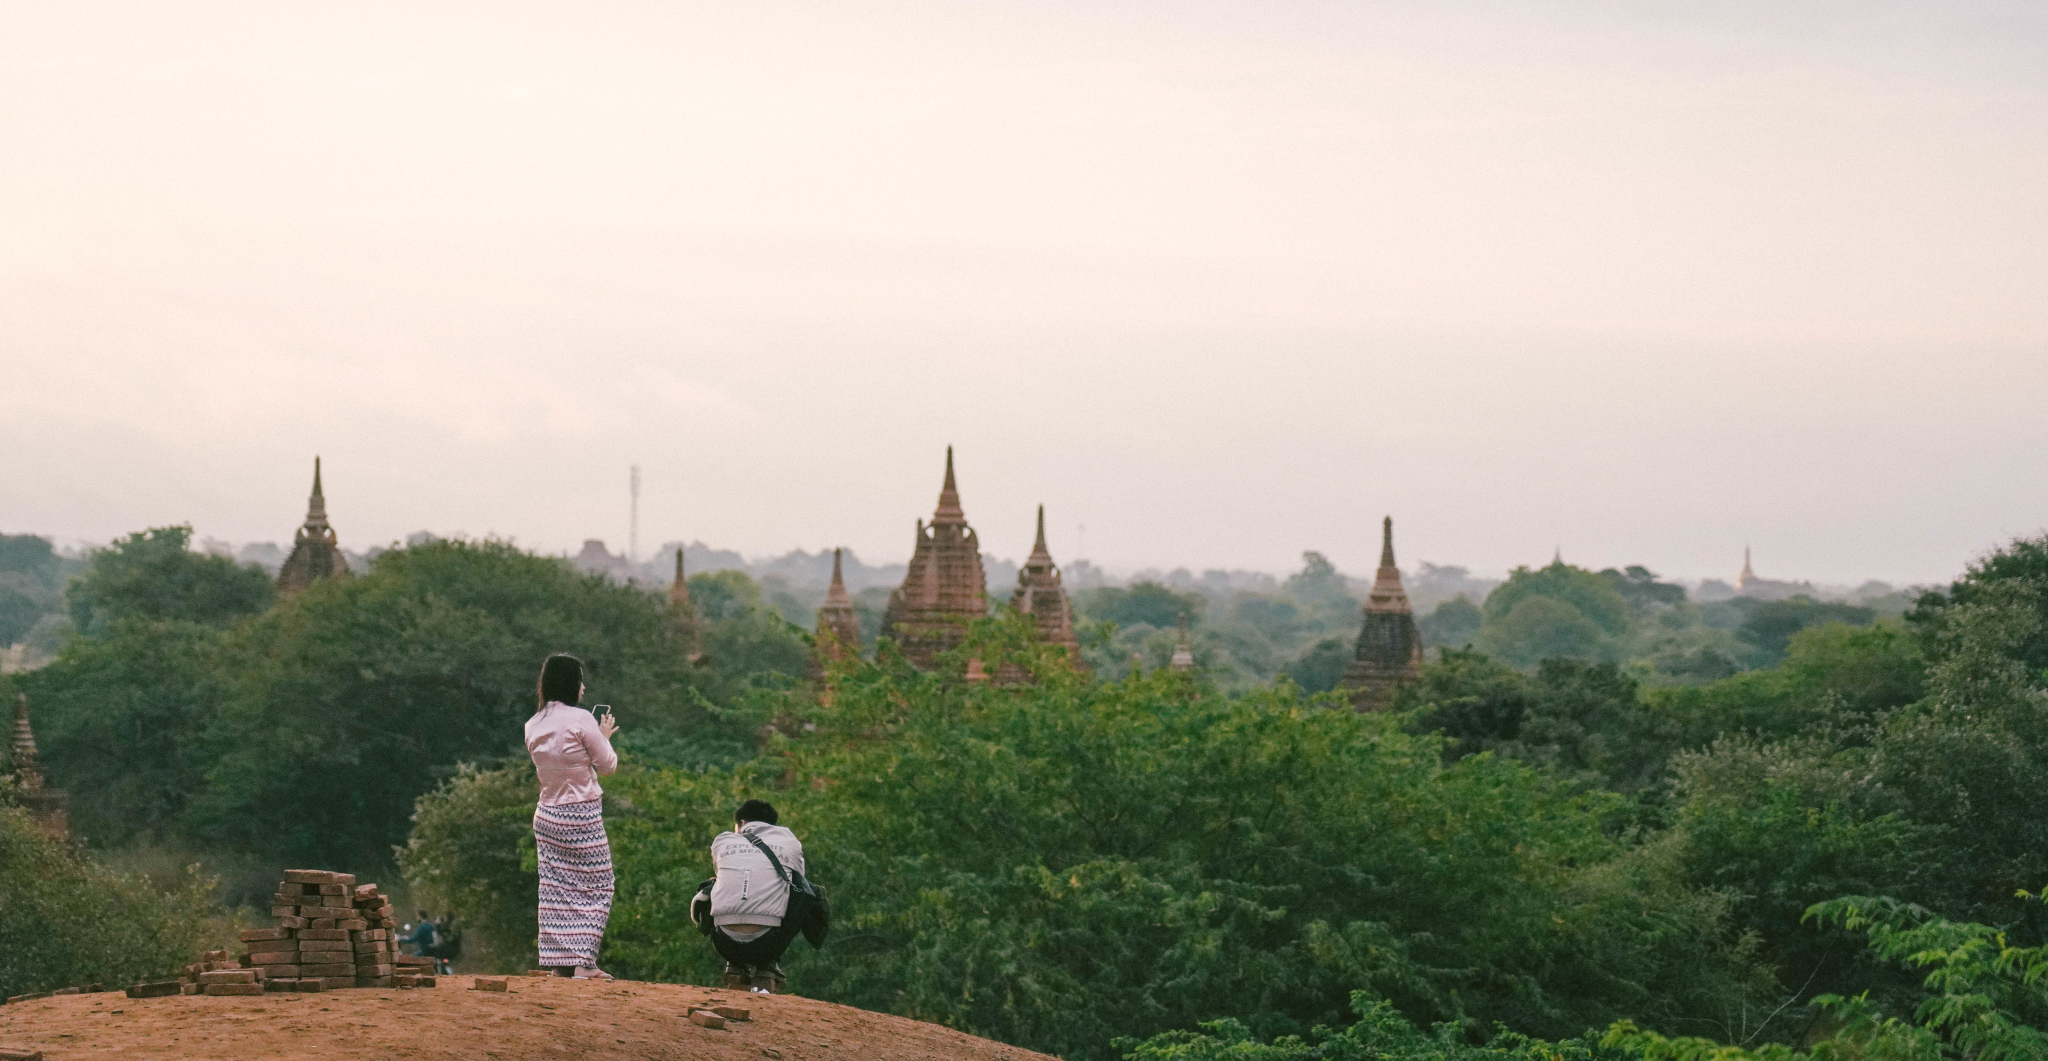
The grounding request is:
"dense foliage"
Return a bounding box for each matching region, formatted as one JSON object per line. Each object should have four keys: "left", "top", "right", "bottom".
{"left": 0, "top": 805, "right": 221, "bottom": 997}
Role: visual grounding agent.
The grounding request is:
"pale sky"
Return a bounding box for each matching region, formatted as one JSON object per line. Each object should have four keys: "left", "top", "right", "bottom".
{"left": 2, "top": 1, "right": 2044, "bottom": 585}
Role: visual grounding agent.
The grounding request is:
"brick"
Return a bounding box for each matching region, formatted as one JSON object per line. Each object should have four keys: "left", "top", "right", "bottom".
{"left": 299, "top": 964, "right": 354, "bottom": 977}
{"left": 264, "top": 979, "right": 298, "bottom": 993}
{"left": 415, "top": 975, "right": 436, "bottom": 988}
{"left": 199, "top": 970, "right": 258, "bottom": 985}
{"left": 689, "top": 1010, "right": 727, "bottom": 1029}
{"left": 206, "top": 962, "right": 240, "bottom": 972}
{"left": 335, "top": 919, "right": 368, "bottom": 931}
{"left": 315, "top": 977, "right": 355, "bottom": 990}
{"left": 394, "top": 954, "right": 434, "bottom": 967}
{"left": 352, "top": 883, "right": 380, "bottom": 901}
{"left": 240, "top": 928, "right": 293, "bottom": 942}
{"left": 362, "top": 905, "right": 395, "bottom": 919}
{"left": 298, "top": 929, "right": 351, "bottom": 940}
{"left": 299, "top": 939, "right": 351, "bottom": 951}
{"left": 311, "top": 883, "right": 347, "bottom": 896}
{"left": 180, "top": 983, "right": 203, "bottom": 995}
{"left": 352, "top": 928, "right": 389, "bottom": 941}
{"left": 395, "top": 975, "right": 420, "bottom": 988}
{"left": 124, "top": 982, "right": 181, "bottom": 999}
{"left": 247, "top": 952, "right": 299, "bottom": 966}
{"left": 252, "top": 965, "right": 302, "bottom": 978}
{"left": 271, "top": 906, "right": 297, "bottom": 918}
{"left": 282, "top": 870, "right": 355, "bottom": 886}
{"left": 5, "top": 993, "right": 50, "bottom": 1004}
{"left": 203, "top": 949, "right": 229, "bottom": 962}
{"left": 293, "top": 980, "right": 325, "bottom": 993}
{"left": 353, "top": 964, "right": 393, "bottom": 977}
{"left": 353, "top": 942, "right": 388, "bottom": 955}
{"left": 355, "top": 976, "right": 394, "bottom": 988}
{"left": 472, "top": 977, "right": 508, "bottom": 992}
{"left": 277, "top": 915, "right": 309, "bottom": 929}
{"left": 0, "top": 1046, "right": 44, "bottom": 1060}
{"left": 206, "top": 984, "right": 264, "bottom": 996}
{"left": 709, "top": 1005, "right": 751, "bottom": 1021}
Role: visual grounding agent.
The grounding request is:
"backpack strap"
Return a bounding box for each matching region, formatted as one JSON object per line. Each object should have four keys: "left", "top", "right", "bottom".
{"left": 743, "top": 833, "right": 794, "bottom": 886}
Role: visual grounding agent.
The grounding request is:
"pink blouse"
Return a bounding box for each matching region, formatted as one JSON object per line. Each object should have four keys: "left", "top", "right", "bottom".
{"left": 525, "top": 702, "right": 619, "bottom": 807}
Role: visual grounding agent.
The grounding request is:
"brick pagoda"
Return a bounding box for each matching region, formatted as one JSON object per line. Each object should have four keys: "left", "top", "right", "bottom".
{"left": 999, "top": 506, "right": 1083, "bottom": 680}
{"left": 669, "top": 548, "right": 704, "bottom": 663}
{"left": 9, "top": 693, "right": 67, "bottom": 838}
{"left": 809, "top": 548, "right": 863, "bottom": 681}
{"left": 882, "top": 448, "right": 989, "bottom": 669}
{"left": 277, "top": 457, "right": 351, "bottom": 596}
{"left": 1337, "top": 517, "right": 1423, "bottom": 710}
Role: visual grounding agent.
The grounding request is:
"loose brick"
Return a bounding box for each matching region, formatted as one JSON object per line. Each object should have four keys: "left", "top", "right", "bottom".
{"left": 354, "top": 928, "right": 389, "bottom": 941}
{"left": 5, "top": 994, "right": 50, "bottom": 1004}
{"left": 709, "top": 1005, "right": 751, "bottom": 1021}
{"left": 311, "top": 883, "right": 347, "bottom": 895}
{"left": 415, "top": 975, "right": 436, "bottom": 988}
{"left": 247, "top": 952, "right": 299, "bottom": 966}
{"left": 355, "top": 976, "right": 395, "bottom": 988}
{"left": 472, "top": 977, "right": 509, "bottom": 992}
{"left": 240, "top": 928, "right": 293, "bottom": 942}
{"left": 199, "top": 970, "right": 259, "bottom": 985}
{"left": 206, "top": 984, "right": 265, "bottom": 996}
{"left": 300, "top": 940, "right": 352, "bottom": 951}
{"left": 352, "top": 883, "right": 380, "bottom": 901}
{"left": 253, "top": 965, "right": 302, "bottom": 978}
{"left": 264, "top": 979, "right": 298, "bottom": 993}
{"left": 293, "top": 980, "right": 325, "bottom": 993}
{"left": 271, "top": 906, "right": 296, "bottom": 918}
{"left": 299, "top": 964, "right": 354, "bottom": 978}
{"left": 336, "top": 919, "right": 368, "bottom": 931}
{"left": 298, "top": 929, "right": 351, "bottom": 940}
{"left": 277, "top": 915, "right": 309, "bottom": 929}
{"left": 180, "top": 983, "right": 203, "bottom": 996}
{"left": 315, "top": 977, "right": 355, "bottom": 990}
{"left": 203, "top": 949, "right": 228, "bottom": 962}
{"left": 124, "top": 982, "right": 181, "bottom": 999}
{"left": 394, "top": 954, "right": 434, "bottom": 967}
{"left": 0, "top": 1046, "right": 45, "bottom": 1060}
{"left": 354, "top": 964, "right": 394, "bottom": 977}
{"left": 689, "top": 1010, "right": 727, "bottom": 1029}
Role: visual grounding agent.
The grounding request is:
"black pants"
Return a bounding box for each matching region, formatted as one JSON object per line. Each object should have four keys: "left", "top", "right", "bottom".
{"left": 711, "top": 922, "right": 800, "bottom": 968}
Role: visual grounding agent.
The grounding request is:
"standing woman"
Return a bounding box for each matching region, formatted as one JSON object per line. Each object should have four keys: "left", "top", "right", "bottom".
{"left": 526, "top": 653, "right": 621, "bottom": 979}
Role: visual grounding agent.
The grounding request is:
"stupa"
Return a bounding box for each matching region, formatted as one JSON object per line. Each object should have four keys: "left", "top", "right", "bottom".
{"left": 998, "top": 506, "right": 1083, "bottom": 681}
{"left": 809, "top": 548, "right": 863, "bottom": 681}
{"left": 10, "top": 694, "right": 68, "bottom": 838}
{"left": 1337, "top": 517, "right": 1423, "bottom": 711}
{"left": 1168, "top": 615, "right": 1195, "bottom": 672}
{"left": 277, "top": 457, "right": 351, "bottom": 596}
{"left": 669, "top": 548, "right": 704, "bottom": 662}
{"left": 882, "top": 447, "right": 989, "bottom": 669}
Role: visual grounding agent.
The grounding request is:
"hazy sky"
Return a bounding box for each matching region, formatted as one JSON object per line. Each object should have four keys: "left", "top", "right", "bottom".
{"left": 3, "top": 1, "right": 2044, "bottom": 585}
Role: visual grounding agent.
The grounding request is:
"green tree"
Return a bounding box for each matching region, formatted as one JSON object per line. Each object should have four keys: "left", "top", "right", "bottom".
{"left": 1419, "top": 596, "right": 1483, "bottom": 649}
{"left": 1736, "top": 598, "right": 1877, "bottom": 661}
{"left": 1080, "top": 581, "right": 1206, "bottom": 631}
{"left": 66, "top": 526, "right": 273, "bottom": 636}
{"left": 1479, "top": 595, "right": 1609, "bottom": 667}
{"left": 1281, "top": 636, "right": 1351, "bottom": 693}
{"left": 1484, "top": 562, "right": 1629, "bottom": 638}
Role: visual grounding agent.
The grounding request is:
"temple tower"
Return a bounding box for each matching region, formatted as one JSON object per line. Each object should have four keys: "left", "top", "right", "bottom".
{"left": 810, "top": 548, "right": 864, "bottom": 681}
{"left": 1338, "top": 517, "right": 1423, "bottom": 711}
{"left": 1168, "top": 614, "right": 1195, "bottom": 672}
{"left": 1002, "top": 506, "right": 1083, "bottom": 678}
{"left": 277, "top": 457, "right": 351, "bottom": 596}
{"left": 882, "top": 447, "right": 989, "bottom": 669}
{"left": 669, "top": 548, "right": 704, "bottom": 663}
{"left": 10, "top": 694, "right": 68, "bottom": 839}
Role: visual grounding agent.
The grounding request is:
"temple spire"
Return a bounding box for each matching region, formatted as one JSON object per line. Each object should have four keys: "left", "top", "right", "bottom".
{"left": 1002, "top": 503, "right": 1085, "bottom": 681}
{"left": 11, "top": 693, "right": 42, "bottom": 792}
{"left": 278, "top": 456, "right": 350, "bottom": 596}
{"left": 670, "top": 546, "right": 703, "bottom": 661}
{"left": 1337, "top": 516, "right": 1423, "bottom": 711}
{"left": 811, "top": 547, "right": 863, "bottom": 682}
{"left": 10, "top": 694, "right": 67, "bottom": 838}
{"left": 882, "top": 448, "right": 988, "bottom": 670}
{"left": 1168, "top": 614, "right": 1195, "bottom": 672}
{"left": 933, "top": 445, "right": 965, "bottom": 524}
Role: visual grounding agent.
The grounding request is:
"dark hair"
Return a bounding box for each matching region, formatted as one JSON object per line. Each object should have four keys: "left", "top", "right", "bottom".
{"left": 734, "top": 799, "right": 778, "bottom": 826}
{"left": 538, "top": 654, "right": 583, "bottom": 708}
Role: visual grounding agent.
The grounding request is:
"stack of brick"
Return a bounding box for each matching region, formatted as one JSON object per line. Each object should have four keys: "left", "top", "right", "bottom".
{"left": 177, "top": 948, "right": 250, "bottom": 996}
{"left": 232, "top": 870, "right": 432, "bottom": 992}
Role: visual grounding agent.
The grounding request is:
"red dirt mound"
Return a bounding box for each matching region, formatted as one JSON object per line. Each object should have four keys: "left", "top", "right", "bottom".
{"left": 0, "top": 975, "right": 1056, "bottom": 1061}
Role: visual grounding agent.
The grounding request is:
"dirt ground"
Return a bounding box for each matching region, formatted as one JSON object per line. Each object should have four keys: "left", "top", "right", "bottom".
{"left": 0, "top": 976, "right": 1057, "bottom": 1061}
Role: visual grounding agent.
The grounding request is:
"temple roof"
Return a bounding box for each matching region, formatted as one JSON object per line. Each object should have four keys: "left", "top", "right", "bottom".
{"left": 1340, "top": 516, "right": 1423, "bottom": 710}
{"left": 1003, "top": 505, "right": 1084, "bottom": 678}
{"left": 811, "top": 547, "right": 864, "bottom": 680}
{"left": 883, "top": 447, "right": 988, "bottom": 669}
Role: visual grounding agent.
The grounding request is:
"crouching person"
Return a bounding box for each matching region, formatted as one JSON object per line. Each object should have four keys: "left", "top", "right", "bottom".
{"left": 697, "top": 799, "right": 822, "bottom": 994}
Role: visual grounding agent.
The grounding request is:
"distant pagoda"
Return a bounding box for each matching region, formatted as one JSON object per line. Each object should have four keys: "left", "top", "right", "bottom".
{"left": 277, "top": 457, "right": 351, "bottom": 596}
{"left": 1168, "top": 615, "right": 1195, "bottom": 672}
{"left": 669, "top": 548, "right": 704, "bottom": 663}
{"left": 809, "top": 548, "right": 863, "bottom": 681}
{"left": 1337, "top": 517, "right": 1423, "bottom": 711}
{"left": 995, "top": 506, "right": 1084, "bottom": 681}
{"left": 882, "top": 447, "right": 989, "bottom": 669}
{"left": 10, "top": 694, "right": 68, "bottom": 839}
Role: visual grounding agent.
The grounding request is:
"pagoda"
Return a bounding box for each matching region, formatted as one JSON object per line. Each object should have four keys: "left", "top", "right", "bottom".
{"left": 1168, "top": 614, "right": 1195, "bottom": 672}
{"left": 999, "top": 506, "right": 1083, "bottom": 680}
{"left": 809, "top": 548, "right": 863, "bottom": 681}
{"left": 669, "top": 548, "right": 705, "bottom": 663}
{"left": 882, "top": 447, "right": 989, "bottom": 669}
{"left": 277, "top": 457, "right": 351, "bottom": 596}
{"left": 1337, "top": 517, "right": 1423, "bottom": 711}
{"left": 10, "top": 694, "right": 68, "bottom": 839}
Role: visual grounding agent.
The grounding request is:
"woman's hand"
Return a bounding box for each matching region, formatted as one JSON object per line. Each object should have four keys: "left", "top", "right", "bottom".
{"left": 598, "top": 709, "right": 620, "bottom": 740}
